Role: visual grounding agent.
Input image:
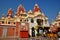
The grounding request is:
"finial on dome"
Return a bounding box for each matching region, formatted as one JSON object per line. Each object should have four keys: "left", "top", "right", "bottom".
{"left": 34, "top": 4, "right": 39, "bottom": 8}
{"left": 18, "top": 4, "right": 23, "bottom": 8}
{"left": 29, "top": 10, "right": 32, "bottom": 12}
{"left": 28, "top": 10, "right": 32, "bottom": 13}
{"left": 9, "top": 8, "right": 13, "bottom": 11}
{"left": 35, "top": 4, "right": 38, "bottom": 6}
{"left": 59, "top": 11, "right": 60, "bottom": 14}
{"left": 8, "top": 8, "right": 13, "bottom": 13}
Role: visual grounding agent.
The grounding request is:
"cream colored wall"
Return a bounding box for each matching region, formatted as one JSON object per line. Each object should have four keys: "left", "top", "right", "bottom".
{"left": 34, "top": 11, "right": 41, "bottom": 16}
{"left": 52, "top": 21, "right": 60, "bottom": 26}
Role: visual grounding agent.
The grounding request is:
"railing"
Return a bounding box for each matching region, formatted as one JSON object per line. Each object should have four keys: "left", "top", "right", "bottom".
{"left": 0, "top": 24, "right": 16, "bottom": 27}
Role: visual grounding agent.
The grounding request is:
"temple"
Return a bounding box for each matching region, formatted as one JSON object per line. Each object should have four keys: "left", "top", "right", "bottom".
{"left": 0, "top": 4, "right": 51, "bottom": 38}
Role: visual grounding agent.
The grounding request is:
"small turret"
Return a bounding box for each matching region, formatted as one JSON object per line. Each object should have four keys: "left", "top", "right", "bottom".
{"left": 28, "top": 10, "right": 33, "bottom": 14}
{"left": 2, "top": 14, "right": 5, "bottom": 17}
{"left": 56, "top": 11, "right": 60, "bottom": 21}
{"left": 28, "top": 10, "right": 34, "bottom": 18}
{"left": 16, "top": 4, "right": 26, "bottom": 16}
{"left": 7, "top": 8, "right": 13, "bottom": 17}
{"left": 33, "top": 4, "right": 42, "bottom": 16}
{"left": 1, "top": 14, "right": 5, "bottom": 20}
{"left": 33, "top": 4, "right": 41, "bottom": 12}
{"left": 18, "top": 4, "right": 25, "bottom": 12}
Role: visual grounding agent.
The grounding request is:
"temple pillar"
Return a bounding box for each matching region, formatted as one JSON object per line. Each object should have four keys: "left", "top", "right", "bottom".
{"left": 43, "top": 19, "right": 45, "bottom": 27}
{"left": 2, "top": 27, "right": 7, "bottom": 38}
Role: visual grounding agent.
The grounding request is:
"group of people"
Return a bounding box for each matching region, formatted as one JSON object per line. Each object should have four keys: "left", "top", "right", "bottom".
{"left": 31, "top": 25, "right": 60, "bottom": 38}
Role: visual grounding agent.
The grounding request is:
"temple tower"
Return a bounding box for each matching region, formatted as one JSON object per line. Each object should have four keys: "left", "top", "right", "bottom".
{"left": 52, "top": 12, "right": 60, "bottom": 27}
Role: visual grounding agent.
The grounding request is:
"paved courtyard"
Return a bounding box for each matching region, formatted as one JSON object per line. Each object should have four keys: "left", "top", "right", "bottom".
{"left": 0, "top": 36, "right": 59, "bottom": 40}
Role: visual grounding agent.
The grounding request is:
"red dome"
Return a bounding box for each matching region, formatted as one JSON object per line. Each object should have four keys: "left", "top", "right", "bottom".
{"left": 33, "top": 4, "right": 41, "bottom": 12}
{"left": 7, "top": 8, "right": 13, "bottom": 17}
{"left": 18, "top": 5, "right": 25, "bottom": 12}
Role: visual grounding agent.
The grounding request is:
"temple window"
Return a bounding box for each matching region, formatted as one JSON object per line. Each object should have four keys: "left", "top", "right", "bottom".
{"left": 14, "top": 22, "right": 15, "bottom": 24}
{"left": 37, "top": 19, "right": 43, "bottom": 26}
{"left": 25, "top": 19, "right": 28, "bottom": 22}
{"left": 20, "top": 19, "right": 22, "bottom": 21}
{"left": 27, "top": 19, "right": 28, "bottom": 22}
{"left": 55, "top": 23, "right": 57, "bottom": 25}
{"left": 31, "top": 18, "right": 34, "bottom": 23}
{"left": 13, "top": 28, "right": 15, "bottom": 30}
{"left": 24, "top": 20, "right": 26, "bottom": 22}
{"left": 45, "top": 20, "right": 47, "bottom": 24}
{"left": 21, "top": 14, "right": 22, "bottom": 16}
{"left": 8, "top": 22, "right": 10, "bottom": 24}
{"left": 24, "top": 14, "right": 27, "bottom": 16}
{"left": 2, "top": 21, "right": 4, "bottom": 24}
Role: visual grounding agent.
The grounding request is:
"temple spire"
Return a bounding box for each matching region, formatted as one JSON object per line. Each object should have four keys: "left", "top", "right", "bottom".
{"left": 28, "top": 10, "right": 33, "bottom": 14}
{"left": 7, "top": 8, "right": 13, "bottom": 17}
{"left": 33, "top": 4, "right": 41, "bottom": 12}
{"left": 17, "top": 4, "right": 25, "bottom": 12}
{"left": 56, "top": 11, "right": 60, "bottom": 20}
{"left": 16, "top": 4, "right": 26, "bottom": 16}
{"left": 1, "top": 13, "right": 5, "bottom": 19}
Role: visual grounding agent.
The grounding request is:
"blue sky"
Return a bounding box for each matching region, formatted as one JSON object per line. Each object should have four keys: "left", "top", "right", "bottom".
{"left": 0, "top": 0, "right": 60, "bottom": 23}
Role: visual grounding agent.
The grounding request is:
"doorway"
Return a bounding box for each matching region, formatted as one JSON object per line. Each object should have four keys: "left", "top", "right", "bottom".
{"left": 36, "top": 19, "right": 43, "bottom": 26}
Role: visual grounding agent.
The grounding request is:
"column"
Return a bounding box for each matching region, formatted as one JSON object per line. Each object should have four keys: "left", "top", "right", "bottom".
{"left": 43, "top": 19, "right": 45, "bottom": 27}
{"left": 47, "top": 20, "right": 49, "bottom": 27}
{"left": 2, "top": 26, "right": 7, "bottom": 38}
{"left": 14, "top": 27, "right": 16, "bottom": 38}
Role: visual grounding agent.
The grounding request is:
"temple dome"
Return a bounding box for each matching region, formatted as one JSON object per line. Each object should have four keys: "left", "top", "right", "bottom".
{"left": 33, "top": 4, "right": 41, "bottom": 12}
